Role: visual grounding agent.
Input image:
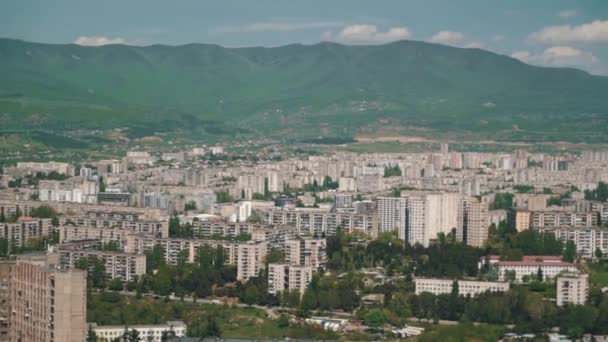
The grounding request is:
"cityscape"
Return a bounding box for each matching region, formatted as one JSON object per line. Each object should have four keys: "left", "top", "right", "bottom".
{"left": 1, "top": 144, "right": 607, "bottom": 341}
{"left": 2, "top": 1, "right": 608, "bottom": 341}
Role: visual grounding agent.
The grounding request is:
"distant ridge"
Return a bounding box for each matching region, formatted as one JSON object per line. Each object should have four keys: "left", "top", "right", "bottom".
{"left": 0, "top": 38, "right": 607, "bottom": 141}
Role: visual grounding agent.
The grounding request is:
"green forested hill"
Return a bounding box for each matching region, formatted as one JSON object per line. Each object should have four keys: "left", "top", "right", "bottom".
{"left": 1, "top": 38, "right": 607, "bottom": 141}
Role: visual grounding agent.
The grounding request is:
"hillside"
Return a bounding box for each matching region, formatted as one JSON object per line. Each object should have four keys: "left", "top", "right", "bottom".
{"left": 1, "top": 38, "right": 607, "bottom": 142}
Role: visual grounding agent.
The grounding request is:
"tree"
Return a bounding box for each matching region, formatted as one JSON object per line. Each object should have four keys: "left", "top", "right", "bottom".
{"left": 99, "top": 176, "right": 106, "bottom": 193}
{"left": 216, "top": 191, "right": 234, "bottom": 203}
{"left": 559, "top": 305, "right": 599, "bottom": 338}
{"left": 145, "top": 244, "right": 165, "bottom": 271}
{"left": 595, "top": 247, "right": 604, "bottom": 260}
{"left": 266, "top": 248, "right": 285, "bottom": 264}
{"left": 206, "top": 317, "right": 221, "bottom": 337}
{"left": 562, "top": 240, "right": 577, "bottom": 262}
{"left": 87, "top": 325, "right": 98, "bottom": 342}
{"left": 362, "top": 308, "right": 386, "bottom": 327}
{"left": 185, "top": 201, "right": 197, "bottom": 211}
{"left": 536, "top": 267, "right": 543, "bottom": 281}
{"left": 108, "top": 278, "right": 124, "bottom": 291}
{"left": 124, "top": 328, "right": 141, "bottom": 342}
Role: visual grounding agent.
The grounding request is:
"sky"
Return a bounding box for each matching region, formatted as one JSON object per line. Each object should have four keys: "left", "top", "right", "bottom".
{"left": 2, "top": 0, "right": 608, "bottom": 75}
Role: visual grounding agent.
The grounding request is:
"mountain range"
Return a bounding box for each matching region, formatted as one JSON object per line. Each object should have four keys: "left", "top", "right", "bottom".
{"left": 1, "top": 38, "right": 607, "bottom": 142}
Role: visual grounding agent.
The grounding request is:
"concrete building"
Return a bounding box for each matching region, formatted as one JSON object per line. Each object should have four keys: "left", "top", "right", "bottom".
{"left": 285, "top": 238, "right": 326, "bottom": 270}
{"left": 536, "top": 226, "right": 608, "bottom": 258}
{"left": 401, "top": 192, "right": 461, "bottom": 247}
{"left": 0, "top": 260, "right": 14, "bottom": 341}
{"left": 90, "top": 321, "right": 186, "bottom": 342}
{"left": 260, "top": 207, "right": 376, "bottom": 236}
{"left": 461, "top": 197, "right": 489, "bottom": 248}
{"left": 54, "top": 242, "right": 146, "bottom": 281}
{"left": 236, "top": 241, "right": 268, "bottom": 281}
{"left": 377, "top": 197, "right": 406, "bottom": 236}
{"left": 414, "top": 278, "right": 509, "bottom": 297}
{"left": 0, "top": 217, "right": 52, "bottom": 249}
{"left": 556, "top": 272, "right": 589, "bottom": 306}
{"left": 14, "top": 162, "right": 75, "bottom": 176}
{"left": 267, "top": 263, "right": 313, "bottom": 295}
{"left": 485, "top": 255, "right": 578, "bottom": 283}
{"left": 508, "top": 209, "right": 531, "bottom": 232}
{"left": 9, "top": 253, "right": 86, "bottom": 342}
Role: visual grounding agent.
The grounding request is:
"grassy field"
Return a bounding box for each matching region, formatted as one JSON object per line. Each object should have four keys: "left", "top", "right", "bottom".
{"left": 87, "top": 292, "right": 346, "bottom": 340}
{"left": 416, "top": 323, "right": 507, "bottom": 342}
{"left": 589, "top": 262, "right": 608, "bottom": 286}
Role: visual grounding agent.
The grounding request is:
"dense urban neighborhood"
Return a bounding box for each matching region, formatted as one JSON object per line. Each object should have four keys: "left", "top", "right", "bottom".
{"left": 0, "top": 143, "right": 607, "bottom": 341}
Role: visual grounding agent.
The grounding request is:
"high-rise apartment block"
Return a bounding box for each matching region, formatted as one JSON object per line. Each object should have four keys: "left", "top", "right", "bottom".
{"left": 9, "top": 253, "right": 86, "bottom": 342}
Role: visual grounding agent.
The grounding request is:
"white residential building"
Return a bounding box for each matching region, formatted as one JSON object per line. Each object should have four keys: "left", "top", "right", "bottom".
{"left": 485, "top": 255, "right": 578, "bottom": 283}
{"left": 90, "top": 321, "right": 186, "bottom": 342}
{"left": 556, "top": 272, "right": 589, "bottom": 307}
{"left": 414, "top": 278, "right": 510, "bottom": 297}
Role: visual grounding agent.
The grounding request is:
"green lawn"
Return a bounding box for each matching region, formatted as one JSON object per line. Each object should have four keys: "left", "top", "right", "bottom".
{"left": 87, "top": 292, "right": 340, "bottom": 340}
{"left": 416, "top": 323, "right": 507, "bottom": 342}
{"left": 589, "top": 262, "right": 608, "bottom": 286}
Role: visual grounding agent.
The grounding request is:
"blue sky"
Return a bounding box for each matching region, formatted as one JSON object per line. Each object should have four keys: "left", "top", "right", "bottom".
{"left": 2, "top": 0, "right": 608, "bottom": 74}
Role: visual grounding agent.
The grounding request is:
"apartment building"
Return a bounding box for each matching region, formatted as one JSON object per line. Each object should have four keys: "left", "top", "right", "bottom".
{"left": 55, "top": 242, "right": 146, "bottom": 281}
{"left": 507, "top": 208, "right": 531, "bottom": 232}
{"left": 556, "top": 272, "right": 589, "bottom": 307}
{"left": 124, "top": 234, "right": 239, "bottom": 266}
{"left": 285, "top": 238, "right": 327, "bottom": 270}
{"left": 531, "top": 210, "right": 598, "bottom": 228}
{"left": 414, "top": 278, "right": 509, "bottom": 297}
{"left": 236, "top": 241, "right": 268, "bottom": 281}
{"left": 0, "top": 260, "right": 13, "bottom": 341}
{"left": 38, "top": 177, "right": 98, "bottom": 204}
{"left": 377, "top": 197, "right": 406, "bottom": 236}
{"left": 536, "top": 226, "right": 608, "bottom": 258}
{"left": 9, "top": 253, "right": 86, "bottom": 342}
{"left": 513, "top": 194, "right": 549, "bottom": 211}
{"left": 461, "top": 197, "right": 489, "bottom": 248}
{"left": 90, "top": 321, "right": 186, "bottom": 342}
{"left": 14, "top": 162, "right": 75, "bottom": 176}
{"left": 59, "top": 226, "right": 133, "bottom": 251}
{"left": 267, "top": 263, "right": 313, "bottom": 295}
{"left": 0, "top": 217, "right": 52, "bottom": 249}
{"left": 189, "top": 219, "right": 260, "bottom": 239}
{"left": 485, "top": 255, "right": 578, "bottom": 283}
{"left": 260, "top": 207, "right": 376, "bottom": 236}
{"left": 401, "top": 192, "right": 462, "bottom": 247}
{"left": 59, "top": 215, "right": 168, "bottom": 238}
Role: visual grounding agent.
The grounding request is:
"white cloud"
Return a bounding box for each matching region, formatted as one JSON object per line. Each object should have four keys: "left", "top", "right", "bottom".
{"left": 464, "top": 42, "right": 483, "bottom": 49}
{"left": 328, "top": 24, "right": 412, "bottom": 44}
{"left": 214, "top": 20, "right": 343, "bottom": 33}
{"left": 429, "top": 30, "right": 465, "bottom": 45}
{"left": 511, "top": 51, "right": 531, "bottom": 62}
{"left": 528, "top": 20, "right": 608, "bottom": 44}
{"left": 493, "top": 35, "right": 505, "bottom": 42}
{"left": 511, "top": 46, "right": 599, "bottom": 69}
{"left": 558, "top": 9, "right": 578, "bottom": 19}
{"left": 74, "top": 36, "right": 128, "bottom": 46}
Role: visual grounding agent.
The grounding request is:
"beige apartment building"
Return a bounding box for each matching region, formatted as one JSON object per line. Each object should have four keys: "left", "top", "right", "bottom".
{"left": 0, "top": 260, "right": 14, "bottom": 341}
{"left": 55, "top": 242, "right": 146, "bottom": 281}
{"left": 0, "top": 218, "right": 53, "bottom": 249}
{"left": 557, "top": 272, "right": 589, "bottom": 306}
{"left": 461, "top": 198, "right": 489, "bottom": 248}
{"left": 267, "top": 263, "right": 313, "bottom": 295}
{"left": 237, "top": 241, "right": 268, "bottom": 281}
{"left": 9, "top": 253, "right": 86, "bottom": 342}
{"left": 285, "top": 238, "right": 326, "bottom": 270}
